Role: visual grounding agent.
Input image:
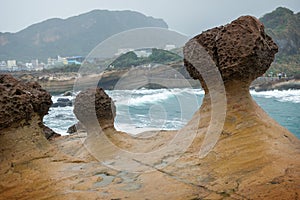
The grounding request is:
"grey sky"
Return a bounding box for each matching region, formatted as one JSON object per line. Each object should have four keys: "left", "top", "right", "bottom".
{"left": 1, "top": 0, "right": 299, "bottom": 36}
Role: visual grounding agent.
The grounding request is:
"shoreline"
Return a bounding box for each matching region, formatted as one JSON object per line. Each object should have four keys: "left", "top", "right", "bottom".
{"left": 251, "top": 77, "right": 300, "bottom": 92}
{"left": 8, "top": 71, "right": 300, "bottom": 93}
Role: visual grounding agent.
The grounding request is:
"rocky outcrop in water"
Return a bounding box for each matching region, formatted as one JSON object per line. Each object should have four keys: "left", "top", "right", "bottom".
{"left": 52, "top": 98, "right": 73, "bottom": 107}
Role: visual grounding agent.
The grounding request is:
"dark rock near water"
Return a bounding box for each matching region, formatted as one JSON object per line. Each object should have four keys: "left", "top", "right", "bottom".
{"left": 57, "top": 98, "right": 70, "bottom": 102}
{"left": 67, "top": 124, "right": 77, "bottom": 134}
{"left": 74, "top": 87, "right": 116, "bottom": 129}
{"left": 52, "top": 98, "right": 73, "bottom": 107}
{"left": 42, "top": 124, "right": 60, "bottom": 139}
{"left": 63, "top": 91, "right": 73, "bottom": 96}
{"left": 0, "top": 74, "right": 59, "bottom": 139}
{"left": 67, "top": 122, "right": 86, "bottom": 134}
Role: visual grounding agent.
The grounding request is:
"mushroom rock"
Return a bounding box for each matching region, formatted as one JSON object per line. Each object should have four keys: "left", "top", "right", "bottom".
{"left": 74, "top": 87, "right": 116, "bottom": 130}
{"left": 179, "top": 16, "right": 300, "bottom": 198}
{"left": 184, "top": 16, "right": 278, "bottom": 93}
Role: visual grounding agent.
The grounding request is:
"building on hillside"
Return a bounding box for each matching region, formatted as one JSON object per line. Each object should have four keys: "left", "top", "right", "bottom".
{"left": 66, "top": 56, "right": 84, "bottom": 65}
{"left": 7, "top": 60, "right": 17, "bottom": 68}
{"left": 0, "top": 61, "right": 8, "bottom": 71}
{"left": 31, "top": 59, "right": 39, "bottom": 69}
{"left": 134, "top": 48, "right": 152, "bottom": 57}
{"left": 164, "top": 44, "right": 176, "bottom": 50}
{"left": 115, "top": 48, "right": 134, "bottom": 56}
{"left": 47, "top": 57, "right": 56, "bottom": 66}
{"left": 7, "top": 60, "right": 17, "bottom": 71}
{"left": 0, "top": 61, "right": 6, "bottom": 67}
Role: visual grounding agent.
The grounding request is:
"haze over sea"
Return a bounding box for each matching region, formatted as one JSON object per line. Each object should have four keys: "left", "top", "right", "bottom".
{"left": 44, "top": 89, "right": 300, "bottom": 139}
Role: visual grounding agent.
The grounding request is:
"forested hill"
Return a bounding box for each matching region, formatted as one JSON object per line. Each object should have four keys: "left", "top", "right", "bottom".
{"left": 0, "top": 10, "right": 167, "bottom": 61}
{"left": 260, "top": 7, "right": 300, "bottom": 76}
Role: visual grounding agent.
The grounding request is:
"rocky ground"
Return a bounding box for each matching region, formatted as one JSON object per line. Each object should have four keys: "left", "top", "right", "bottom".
{"left": 1, "top": 16, "right": 300, "bottom": 200}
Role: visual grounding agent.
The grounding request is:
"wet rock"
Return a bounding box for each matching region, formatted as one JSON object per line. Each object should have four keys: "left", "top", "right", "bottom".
{"left": 63, "top": 91, "right": 73, "bottom": 96}
{"left": 52, "top": 98, "right": 72, "bottom": 107}
{"left": 67, "top": 124, "right": 77, "bottom": 134}
{"left": 67, "top": 122, "right": 86, "bottom": 134}
{"left": 42, "top": 124, "right": 60, "bottom": 139}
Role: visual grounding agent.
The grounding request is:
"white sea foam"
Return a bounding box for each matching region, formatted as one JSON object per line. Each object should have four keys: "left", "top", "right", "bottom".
{"left": 44, "top": 89, "right": 299, "bottom": 135}
{"left": 108, "top": 88, "right": 203, "bottom": 106}
{"left": 250, "top": 89, "right": 300, "bottom": 103}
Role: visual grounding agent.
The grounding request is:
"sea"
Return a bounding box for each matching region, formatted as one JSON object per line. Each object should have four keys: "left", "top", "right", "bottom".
{"left": 44, "top": 89, "right": 300, "bottom": 139}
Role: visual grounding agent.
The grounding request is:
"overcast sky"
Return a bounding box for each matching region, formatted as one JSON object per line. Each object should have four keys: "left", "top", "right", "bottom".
{"left": 1, "top": 0, "right": 299, "bottom": 36}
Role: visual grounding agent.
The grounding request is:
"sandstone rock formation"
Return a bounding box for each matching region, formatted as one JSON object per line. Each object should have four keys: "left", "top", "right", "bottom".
{"left": 184, "top": 16, "right": 278, "bottom": 92}
{"left": 179, "top": 15, "right": 300, "bottom": 199}
{"left": 0, "top": 74, "right": 59, "bottom": 139}
{"left": 74, "top": 87, "right": 116, "bottom": 129}
{"left": 0, "top": 16, "right": 299, "bottom": 200}
{"left": 0, "top": 74, "right": 50, "bottom": 128}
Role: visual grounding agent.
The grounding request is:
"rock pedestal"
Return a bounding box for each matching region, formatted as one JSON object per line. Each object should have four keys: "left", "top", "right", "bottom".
{"left": 178, "top": 16, "right": 300, "bottom": 199}
{"left": 74, "top": 87, "right": 116, "bottom": 130}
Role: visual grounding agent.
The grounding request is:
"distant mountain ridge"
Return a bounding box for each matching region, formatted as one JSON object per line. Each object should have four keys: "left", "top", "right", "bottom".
{"left": 0, "top": 10, "right": 168, "bottom": 61}
{"left": 260, "top": 7, "right": 300, "bottom": 76}
{"left": 260, "top": 7, "right": 300, "bottom": 56}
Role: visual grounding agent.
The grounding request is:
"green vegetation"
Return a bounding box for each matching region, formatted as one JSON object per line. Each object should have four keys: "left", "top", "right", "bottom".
{"left": 260, "top": 7, "right": 300, "bottom": 77}
{"left": 110, "top": 51, "right": 145, "bottom": 69}
{"left": 43, "top": 64, "right": 80, "bottom": 73}
{"left": 109, "top": 48, "right": 182, "bottom": 69}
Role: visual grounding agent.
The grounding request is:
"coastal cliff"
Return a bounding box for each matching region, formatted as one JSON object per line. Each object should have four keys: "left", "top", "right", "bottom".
{"left": 0, "top": 16, "right": 299, "bottom": 200}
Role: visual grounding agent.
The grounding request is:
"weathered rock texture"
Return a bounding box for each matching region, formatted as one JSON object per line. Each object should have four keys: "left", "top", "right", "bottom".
{"left": 0, "top": 74, "right": 59, "bottom": 139}
{"left": 184, "top": 16, "right": 278, "bottom": 92}
{"left": 74, "top": 87, "right": 116, "bottom": 129}
{"left": 0, "top": 74, "right": 51, "bottom": 129}
{"left": 180, "top": 15, "right": 300, "bottom": 199}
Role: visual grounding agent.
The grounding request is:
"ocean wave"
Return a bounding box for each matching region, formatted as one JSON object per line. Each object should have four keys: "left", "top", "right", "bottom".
{"left": 44, "top": 89, "right": 299, "bottom": 136}
{"left": 108, "top": 88, "right": 203, "bottom": 106}
{"left": 250, "top": 89, "right": 300, "bottom": 103}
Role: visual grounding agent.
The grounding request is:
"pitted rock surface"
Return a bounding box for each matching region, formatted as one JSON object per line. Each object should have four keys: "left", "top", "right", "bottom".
{"left": 0, "top": 74, "right": 52, "bottom": 130}
{"left": 184, "top": 16, "right": 278, "bottom": 91}
{"left": 74, "top": 87, "right": 116, "bottom": 129}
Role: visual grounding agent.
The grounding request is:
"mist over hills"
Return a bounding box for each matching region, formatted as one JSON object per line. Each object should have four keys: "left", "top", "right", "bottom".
{"left": 0, "top": 10, "right": 168, "bottom": 62}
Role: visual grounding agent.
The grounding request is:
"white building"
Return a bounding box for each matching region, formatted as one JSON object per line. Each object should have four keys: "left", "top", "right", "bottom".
{"left": 134, "top": 49, "right": 152, "bottom": 57}
{"left": 7, "top": 60, "right": 17, "bottom": 68}
{"left": 31, "top": 59, "right": 39, "bottom": 68}
{"left": 0, "top": 61, "right": 6, "bottom": 67}
{"left": 165, "top": 44, "right": 176, "bottom": 50}
{"left": 115, "top": 48, "right": 134, "bottom": 56}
